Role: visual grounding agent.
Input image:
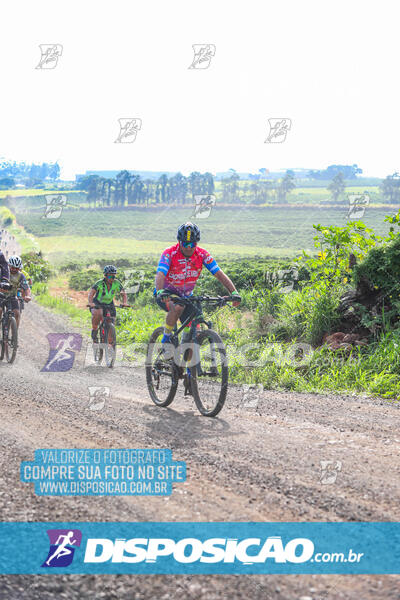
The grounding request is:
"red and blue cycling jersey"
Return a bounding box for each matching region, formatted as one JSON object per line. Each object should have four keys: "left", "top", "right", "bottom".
{"left": 155, "top": 243, "right": 220, "bottom": 297}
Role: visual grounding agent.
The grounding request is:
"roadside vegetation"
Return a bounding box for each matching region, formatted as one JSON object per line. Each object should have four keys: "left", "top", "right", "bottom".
{"left": 16, "top": 206, "right": 400, "bottom": 403}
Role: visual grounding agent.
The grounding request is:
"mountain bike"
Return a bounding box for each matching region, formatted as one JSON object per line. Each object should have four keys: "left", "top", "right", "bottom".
{"left": 0, "top": 293, "right": 18, "bottom": 364}
{"left": 146, "top": 294, "right": 236, "bottom": 417}
{"left": 87, "top": 303, "right": 131, "bottom": 368}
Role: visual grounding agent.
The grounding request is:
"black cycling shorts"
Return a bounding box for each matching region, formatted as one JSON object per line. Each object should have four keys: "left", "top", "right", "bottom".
{"left": 4, "top": 297, "right": 20, "bottom": 311}
{"left": 155, "top": 295, "right": 195, "bottom": 325}
{"left": 89, "top": 300, "right": 116, "bottom": 318}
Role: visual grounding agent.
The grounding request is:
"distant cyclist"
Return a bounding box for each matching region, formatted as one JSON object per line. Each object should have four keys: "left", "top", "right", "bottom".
{"left": 0, "top": 256, "right": 31, "bottom": 328}
{"left": 0, "top": 249, "right": 10, "bottom": 290}
{"left": 88, "top": 265, "right": 128, "bottom": 343}
{"left": 154, "top": 222, "right": 241, "bottom": 344}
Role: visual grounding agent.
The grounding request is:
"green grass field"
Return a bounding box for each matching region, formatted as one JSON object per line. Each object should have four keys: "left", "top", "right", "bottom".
{"left": 0, "top": 189, "right": 75, "bottom": 198}
{"left": 16, "top": 205, "right": 395, "bottom": 262}
{"left": 38, "top": 236, "right": 297, "bottom": 264}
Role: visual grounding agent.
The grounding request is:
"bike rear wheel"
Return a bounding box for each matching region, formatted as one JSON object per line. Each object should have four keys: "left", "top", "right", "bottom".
{"left": 190, "top": 329, "right": 228, "bottom": 417}
{"left": 104, "top": 322, "right": 116, "bottom": 368}
{"left": 146, "top": 326, "right": 178, "bottom": 407}
{"left": 4, "top": 316, "right": 18, "bottom": 364}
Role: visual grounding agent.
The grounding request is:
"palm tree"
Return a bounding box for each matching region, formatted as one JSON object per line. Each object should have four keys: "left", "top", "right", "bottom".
{"left": 114, "top": 170, "right": 130, "bottom": 207}
{"left": 277, "top": 170, "right": 296, "bottom": 203}
{"left": 327, "top": 172, "right": 346, "bottom": 203}
{"left": 157, "top": 174, "right": 168, "bottom": 204}
{"left": 381, "top": 173, "right": 400, "bottom": 203}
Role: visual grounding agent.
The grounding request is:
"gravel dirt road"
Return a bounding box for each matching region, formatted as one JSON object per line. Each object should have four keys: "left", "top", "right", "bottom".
{"left": 0, "top": 301, "right": 399, "bottom": 599}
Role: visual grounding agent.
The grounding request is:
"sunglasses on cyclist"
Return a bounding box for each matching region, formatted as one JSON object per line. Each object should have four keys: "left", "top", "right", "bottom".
{"left": 181, "top": 241, "right": 196, "bottom": 248}
{"left": 105, "top": 273, "right": 116, "bottom": 278}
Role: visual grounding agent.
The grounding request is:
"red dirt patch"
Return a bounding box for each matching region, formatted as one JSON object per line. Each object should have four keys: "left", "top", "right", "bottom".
{"left": 49, "top": 285, "right": 88, "bottom": 309}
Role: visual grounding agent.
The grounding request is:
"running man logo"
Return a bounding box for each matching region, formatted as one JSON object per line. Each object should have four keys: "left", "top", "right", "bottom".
{"left": 41, "top": 333, "right": 82, "bottom": 372}
{"left": 188, "top": 44, "right": 216, "bottom": 69}
{"left": 264, "top": 118, "right": 292, "bottom": 143}
{"left": 115, "top": 118, "right": 142, "bottom": 143}
{"left": 41, "top": 529, "right": 82, "bottom": 568}
{"left": 36, "top": 44, "right": 63, "bottom": 69}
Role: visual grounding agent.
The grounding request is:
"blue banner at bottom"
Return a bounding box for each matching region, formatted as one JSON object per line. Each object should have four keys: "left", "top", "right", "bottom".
{"left": 0, "top": 522, "right": 398, "bottom": 574}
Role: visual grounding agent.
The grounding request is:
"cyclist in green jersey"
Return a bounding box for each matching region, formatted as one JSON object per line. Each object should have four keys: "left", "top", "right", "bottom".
{"left": 88, "top": 265, "right": 128, "bottom": 343}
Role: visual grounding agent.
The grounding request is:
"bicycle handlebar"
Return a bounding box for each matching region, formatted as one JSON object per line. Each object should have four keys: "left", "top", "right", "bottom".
{"left": 164, "top": 294, "right": 239, "bottom": 307}
{"left": 86, "top": 304, "right": 132, "bottom": 308}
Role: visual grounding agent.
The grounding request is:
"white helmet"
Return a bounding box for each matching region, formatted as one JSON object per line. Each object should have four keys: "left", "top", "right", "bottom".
{"left": 9, "top": 255, "right": 22, "bottom": 269}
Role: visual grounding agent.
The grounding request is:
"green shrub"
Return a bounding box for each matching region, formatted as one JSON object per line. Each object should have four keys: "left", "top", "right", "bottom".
{"left": 59, "top": 260, "right": 88, "bottom": 272}
{"left": 69, "top": 269, "right": 100, "bottom": 291}
{"left": 353, "top": 234, "right": 400, "bottom": 298}
{"left": 273, "top": 283, "right": 341, "bottom": 345}
{"left": 31, "top": 281, "right": 48, "bottom": 295}
{"left": 21, "top": 251, "right": 52, "bottom": 282}
{"left": 0, "top": 206, "right": 16, "bottom": 227}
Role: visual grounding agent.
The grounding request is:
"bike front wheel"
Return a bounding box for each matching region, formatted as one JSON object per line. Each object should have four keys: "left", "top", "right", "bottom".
{"left": 146, "top": 327, "right": 178, "bottom": 407}
{"left": 0, "top": 326, "right": 4, "bottom": 361}
{"left": 4, "top": 316, "right": 18, "bottom": 364}
{"left": 93, "top": 326, "right": 104, "bottom": 365}
{"left": 190, "top": 329, "right": 228, "bottom": 417}
{"left": 104, "top": 322, "right": 116, "bottom": 368}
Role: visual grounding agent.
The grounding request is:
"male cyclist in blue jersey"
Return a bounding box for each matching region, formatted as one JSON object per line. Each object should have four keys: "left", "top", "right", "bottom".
{"left": 154, "top": 222, "right": 241, "bottom": 344}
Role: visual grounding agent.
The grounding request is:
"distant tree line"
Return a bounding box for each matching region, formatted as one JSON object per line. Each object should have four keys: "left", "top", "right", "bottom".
{"left": 220, "top": 169, "right": 297, "bottom": 204}
{"left": 75, "top": 171, "right": 215, "bottom": 207}
{"left": 380, "top": 173, "right": 400, "bottom": 203}
{"left": 0, "top": 160, "right": 60, "bottom": 188}
{"left": 74, "top": 169, "right": 301, "bottom": 207}
{"left": 308, "top": 164, "right": 363, "bottom": 180}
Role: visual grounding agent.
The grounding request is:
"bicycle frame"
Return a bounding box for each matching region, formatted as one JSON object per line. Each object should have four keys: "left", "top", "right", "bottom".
{"left": 171, "top": 299, "right": 212, "bottom": 343}
{"left": 100, "top": 306, "right": 114, "bottom": 326}
{"left": 165, "top": 295, "right": 230, "bottom": 377}
{"left": 0, "top": 295, "right": 14, "bottom": 319}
